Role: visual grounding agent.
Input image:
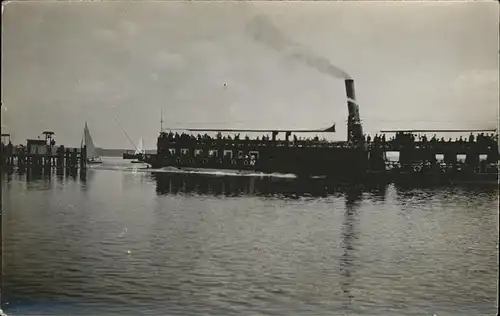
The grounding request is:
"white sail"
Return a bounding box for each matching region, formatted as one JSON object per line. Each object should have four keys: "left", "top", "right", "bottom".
{"left": 83, "top": 122, "right": 99, "bottom": 159}
{"left": 134, "top": 137, "right": 145, "bottom": 155}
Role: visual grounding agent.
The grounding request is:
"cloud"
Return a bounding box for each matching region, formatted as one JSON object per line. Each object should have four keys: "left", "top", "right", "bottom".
{"left": 94, "top": 28, "right": 117, "bottom": 42}
{"left": 119, "top": 20, "right": 138, "bottom": 37}
{"left": 448, "top": 68, "right": 499, "bottom": 127}
{"left": 453, "top": 69, "right": 499, "bottom": 107}
{"left": 75, "top": 79, "right": 107, "bottom": 94}
{"left": 454, "top": 69, "right": 498, "bottom": 91}
{"left": 152, "top": 51, "right": 186, "bottom": 69}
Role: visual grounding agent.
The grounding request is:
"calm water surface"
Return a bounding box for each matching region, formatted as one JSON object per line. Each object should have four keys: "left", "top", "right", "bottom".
{"left": 2, "top": 158, "right": 498, "bottom": 315}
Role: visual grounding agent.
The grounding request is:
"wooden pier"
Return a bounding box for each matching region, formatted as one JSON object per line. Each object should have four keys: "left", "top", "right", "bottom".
{"left": 1, "top": 136, "right": 88, "bottom": 171}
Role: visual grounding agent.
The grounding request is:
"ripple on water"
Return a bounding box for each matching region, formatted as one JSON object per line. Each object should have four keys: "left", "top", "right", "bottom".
{"left": 1, "top": 165, "right": 498, "bottom": 316}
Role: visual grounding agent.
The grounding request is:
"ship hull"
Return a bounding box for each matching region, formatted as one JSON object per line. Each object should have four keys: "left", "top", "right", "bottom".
{"left": 144, "top": 154, "right": 497, "bottom": 185}
{"left": 145, "top": 146, "right": 369, "bottom": 181}
{"left": 123, "top": 153, "right": 137, "bottom": 159}
{"left": 87, "top": 158, "right": 102, "bottom": 165}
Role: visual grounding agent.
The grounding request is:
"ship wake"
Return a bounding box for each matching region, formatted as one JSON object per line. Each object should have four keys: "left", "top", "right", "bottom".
{"left": 156, "top": 166, "right": 297, "bottom": 179}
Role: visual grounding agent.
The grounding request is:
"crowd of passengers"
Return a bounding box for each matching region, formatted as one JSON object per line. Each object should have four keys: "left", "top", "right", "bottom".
{"left": 158, "top": 131, "right": 332, "bottom": 145}
{"left": 365, "top": 132, "right": 498, "bottom": 150}
{"left": 159, "top": 131, "right": 499, "bottom": 150}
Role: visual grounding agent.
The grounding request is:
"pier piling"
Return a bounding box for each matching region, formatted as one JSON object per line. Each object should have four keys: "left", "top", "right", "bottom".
{"left": 1, "top": 137, "right": 87, "bottom": 175}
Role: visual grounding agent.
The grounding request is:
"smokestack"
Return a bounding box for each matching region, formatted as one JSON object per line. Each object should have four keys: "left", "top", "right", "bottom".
{"left": 345, "top": 79, "right": 363, "bottom": 145}
{"left": 345, "top": 79, "right": 357, "bottom": 120}
{"left": 345, "top": 79, "right": 356, "bottom": 101}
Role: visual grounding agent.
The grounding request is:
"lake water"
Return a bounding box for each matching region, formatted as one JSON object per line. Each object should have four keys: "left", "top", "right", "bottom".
{"left": 1, "top": 157, "right": 498, "bottom": 316}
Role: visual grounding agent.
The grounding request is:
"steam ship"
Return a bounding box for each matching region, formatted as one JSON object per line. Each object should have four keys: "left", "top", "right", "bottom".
{"left": 142, "top": 79, "right": 499, "bottom": 184}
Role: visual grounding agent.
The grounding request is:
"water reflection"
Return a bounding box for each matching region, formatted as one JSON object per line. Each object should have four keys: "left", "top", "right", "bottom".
{"left": 122, "top": 168, "right": 149, "bottom": 190}
{"left": 2, "top": 165, "right": 498, "bottom": 315}
{"left": 79, "top": 169, "right": 96, "bottom": 193}
{"left": 56, "top": 168, "right": 65, "bottom": 185}
{"left": 152, "top": 171, "right": 497, "bottom": 200}
{"left": 151, "top": 172, "right": 388, "bottom": 198}
{"left": 25, "top": 167, "right": 44, "bottom": 183}
{"left": 1, "top": 167, "right": 88, "bottom": 189}
{"left": 340, "top": 188, "right": 362, "bottom": 308}
{"left": 66, "top": 167, "right": 79, "bottom": 180}
{"left": 1, "top": 166, "right": 14, "bottom": 182}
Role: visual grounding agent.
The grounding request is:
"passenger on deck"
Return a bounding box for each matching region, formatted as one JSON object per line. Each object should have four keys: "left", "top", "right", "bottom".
{"left": 478, "top": 133, "right": 485, "bottom": 147}
{"left": 421, "top": 135, "right": 427, "bottom": 148}
{"left": 489, "top": 133, "right": 497, "bottom": 148}
{"left": 469, "top": 133, "right": 475, "bottom": 143}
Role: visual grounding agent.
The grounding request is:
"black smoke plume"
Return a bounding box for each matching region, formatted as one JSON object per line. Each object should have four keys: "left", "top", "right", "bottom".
{"left": 246, "top": 14, "right": 351, "bottom": 79}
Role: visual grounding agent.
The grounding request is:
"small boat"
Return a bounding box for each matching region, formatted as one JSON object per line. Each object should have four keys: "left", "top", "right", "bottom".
{"left": 82, "top": 122, "right": 102, "bottom": 164}
{"left": 123, "top": 151, "right": 136, "bottom": 159}
{"left": 131, "top": 137, "right": 145, "bottom": 163}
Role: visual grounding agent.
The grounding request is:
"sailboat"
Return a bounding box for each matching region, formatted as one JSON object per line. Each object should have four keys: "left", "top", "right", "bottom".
{"left": 82, "top": 122, "right": 102, "bottom": 164}
{"left": 131, "top": 137, "right": 145, "bottom": 163}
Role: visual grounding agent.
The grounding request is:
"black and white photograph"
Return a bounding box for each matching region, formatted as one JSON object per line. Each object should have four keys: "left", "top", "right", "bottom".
{"left": 1, "top": 1, "right": 498, "bottom": 315}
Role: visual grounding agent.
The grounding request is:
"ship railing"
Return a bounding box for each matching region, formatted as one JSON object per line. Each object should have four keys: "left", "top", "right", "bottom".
{"left": 383, "top": 159, "right": 498, "bottom": 173}
{"left": 158, "top": 139, "right": 353, "bottom": 149}
{"left": 368, "top": 141, "right": 499, "bottom": 152}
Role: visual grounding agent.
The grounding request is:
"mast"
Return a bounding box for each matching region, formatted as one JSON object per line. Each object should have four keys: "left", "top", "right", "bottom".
{"left": 114, "top": 116, "right": 139, "bottom": 152}
{"left": 160, "top": 108, "right": 164, "bottom": 133}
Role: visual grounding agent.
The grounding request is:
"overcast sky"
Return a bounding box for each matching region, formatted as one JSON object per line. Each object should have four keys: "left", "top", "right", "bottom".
{"left": 1, "top": 1, "right": 498, "bottom": 149}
